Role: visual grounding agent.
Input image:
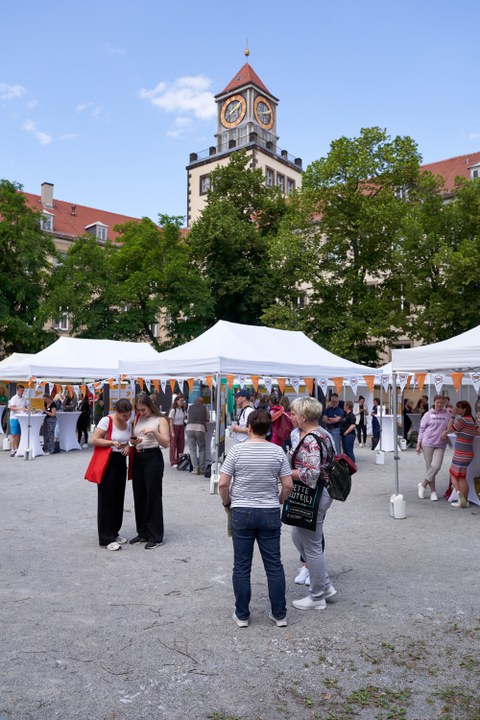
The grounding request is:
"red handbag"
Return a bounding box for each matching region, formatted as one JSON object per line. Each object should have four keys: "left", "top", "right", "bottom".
{"left": 84, "top": 416, "right": 113, "bottom": 484}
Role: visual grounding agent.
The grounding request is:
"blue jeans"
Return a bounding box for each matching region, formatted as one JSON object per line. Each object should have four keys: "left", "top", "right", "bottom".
{"left": 342, "top": 432, "right": 356, "bottom": 462}
{"left": 230, "top": 507, "right": 286, "bottom": 621}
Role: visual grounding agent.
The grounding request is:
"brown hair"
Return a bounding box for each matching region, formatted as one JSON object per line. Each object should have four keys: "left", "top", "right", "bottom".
{"left": 114, "top": 398, "right": 133, "bottom": 414}
{"left": 170, "top": 394, "right": 185, "bottom": 411}
{"left": 247, "top": 409, "right": 272, "bottom": 437}
{"left": 456, "top": 400, "right": 472, "bottom": 416}
{"left": 137, "top": 393, "right": 162, "bottom": 417}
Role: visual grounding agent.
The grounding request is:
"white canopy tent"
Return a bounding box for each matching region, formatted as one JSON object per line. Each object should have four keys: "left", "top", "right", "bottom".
{"left": 392, "top": 325, "right": 480, "bottom": 373}
{"left": 0, "top": 337, "right": 159, "bottom": 382}
{"left": 118, "top": 320, "right": 377, "bottom": 378}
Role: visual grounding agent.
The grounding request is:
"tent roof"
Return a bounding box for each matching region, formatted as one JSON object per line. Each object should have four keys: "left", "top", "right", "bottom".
{"left": 0, "top": 337, "right": 158, "bottom": 381}
{"left": 0, "top": 352, "right": 35, "bottom": 369}
{"left": 119, "top": 320, "right": 377, "bottom": 377}
{"left": 392, "top": 325, "right": 480, "bottom": 372}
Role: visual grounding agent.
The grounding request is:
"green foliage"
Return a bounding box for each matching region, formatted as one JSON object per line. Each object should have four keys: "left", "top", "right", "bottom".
{"left": 188, "top": 149, "right": 288, "bottom": 326}
{"left": 0, "top": 179, "right": 57, "bottom": 358}
{"left": 46, "top": 215, "right": 212, "bottom": 349}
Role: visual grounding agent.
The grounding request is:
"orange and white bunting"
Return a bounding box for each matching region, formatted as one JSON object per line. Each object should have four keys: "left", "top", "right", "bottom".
{"left": 277, "top": 378, "right": 287, "bottom": 394}
{"left": 226, "top": 375, "right": 235, "bottom": 389}
{"left": 187, "top": 378, "right": 194, "bottom": 392}
{"left": 363, "top": 375, "right": 375, "bottom": 392}
{"left": 415, "top": 373, "right": 427, "bottom": 392}
{"left": 450, "top": 372, "right": 464, "bottom": 393}
{"left": 205, "top": 375, "right": 213, "bottom": 389}
{"left": 303, "top": 378, "right": 314, "bottom": 395}
{"left": 332, "top": 377, "right": 343, "bottom": 395}
{"left": 153, "top": 379, "right": 159, "bottom": 393}
{"left": 169, "top": 378, "right": 177, "bottom": 393}
{"left": 250, "top": 376, "right": 260, "bottom": 392}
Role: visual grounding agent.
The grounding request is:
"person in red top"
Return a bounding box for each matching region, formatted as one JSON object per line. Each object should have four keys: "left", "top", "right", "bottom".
{"left": 445, "top": 401, "right": 479, "bottom": 508}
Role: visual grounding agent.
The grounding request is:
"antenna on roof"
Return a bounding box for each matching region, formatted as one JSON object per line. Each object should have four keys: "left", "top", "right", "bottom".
{"left": 245, "top": 40, "right": 250, "bottom": 58}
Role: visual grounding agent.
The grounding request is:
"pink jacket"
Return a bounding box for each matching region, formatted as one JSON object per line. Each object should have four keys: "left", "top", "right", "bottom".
{"left": 418, "top": 409, "right": 450, "bottom": 448}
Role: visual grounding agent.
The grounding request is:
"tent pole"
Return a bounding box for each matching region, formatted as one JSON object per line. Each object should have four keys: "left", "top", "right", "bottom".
{"left": 379, "top": 384, "right": 383, "bottom": 448}
{"left": 211, "top": 372, "right": 221, "bottom": 494}
{"left": 25, "top": 382, "right": 32, "bottom": 461}
{"left": 392, "top": 371, "right": 400, "bottom": 496}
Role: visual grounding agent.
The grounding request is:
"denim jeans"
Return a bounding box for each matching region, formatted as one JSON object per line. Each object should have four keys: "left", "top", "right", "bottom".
{"left": 230, "top": 507, "right": 286, "bottom": 621}
{"left": 342, "top": 432, "right": 356, "bottom": 462}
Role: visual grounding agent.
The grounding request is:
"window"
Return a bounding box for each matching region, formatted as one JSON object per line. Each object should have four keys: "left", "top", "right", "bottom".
{"left": 41, "top": 213, "right": 54, "bottom": 232}
{"left": 265, "top": 167, "right": 274, "bottom": 187}
{"left": 473, "top": 169, "right": 479, "bottom": 179}
{"left": 395, "top": 186, "right": 409, "bottom": 200}
{"left": 287, "top": 178, "right": 295, "bottom": 195}
{"left": 297, "top": 292, "right": 306, "bottom": 309}
{"left": 96, "top": 225, "right": 107, "bottom": 242}
{"left": 200, "top": 174, "right": 211, "bottom": 195}
{"left": 276, "top": 173, "right": 285, "bottom": 194}
{"left": 53, "top": 311, "right": 69, "bottom": 331}
{"left": 149, "top": 323, "right": 158, "bottom": 337}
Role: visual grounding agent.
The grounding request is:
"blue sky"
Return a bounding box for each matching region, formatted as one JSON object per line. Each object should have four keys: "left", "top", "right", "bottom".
{"left": 1, "top": 0, "right": 479, "bottom": 223}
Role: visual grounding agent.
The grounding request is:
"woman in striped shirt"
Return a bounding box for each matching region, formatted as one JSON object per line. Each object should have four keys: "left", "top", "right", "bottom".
{"left": 446, "top": 401, "right": 478, "bottom": 508}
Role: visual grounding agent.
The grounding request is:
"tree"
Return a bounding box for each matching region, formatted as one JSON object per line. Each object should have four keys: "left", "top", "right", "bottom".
{"left": 46, "top": 215, "right": 212, "bottom": 349}
{"left": 187, "top": 149, "right": 288, "bottom": 326}
{"left": 0, "top": 179, "right": 56, "bottom": 358}
{"left": 401, "top": 176, "right": 480, "bottom": 343}
{"left": 263, "top": 128, "right": 423, "bottom": 364}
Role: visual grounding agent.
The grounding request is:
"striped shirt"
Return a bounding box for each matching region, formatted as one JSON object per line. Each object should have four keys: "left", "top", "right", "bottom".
{"left": 221, "top": 441, "right": 292, "bottom": 508}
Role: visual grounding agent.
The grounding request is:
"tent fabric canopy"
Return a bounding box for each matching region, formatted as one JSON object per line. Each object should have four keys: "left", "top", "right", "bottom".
{"left": 392, "top": 325, "right": 480, "bottom": 373}
{"left": 0, "top": 337, "right": 158, "bottom": 381}
{"left": 119, "top": 320, "right": 377, "bottom": 378}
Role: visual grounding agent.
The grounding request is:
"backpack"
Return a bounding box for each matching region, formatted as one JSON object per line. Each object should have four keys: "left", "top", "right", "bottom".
{"left": 274, "top": 411, "right": 294, "bottom": 445}
{"left": 302, "top": 433, "right": 356, "bottom": 502}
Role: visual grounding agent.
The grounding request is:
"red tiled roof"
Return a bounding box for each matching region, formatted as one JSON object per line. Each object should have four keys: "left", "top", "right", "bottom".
{"left": 216, "top": 63, "right": 275, "bottom": 99}
{"left": 23, "top": 192, "right": 140, "bottom": 242}
{"left": 420, "top": 151, "right": 480, "bottom": 191}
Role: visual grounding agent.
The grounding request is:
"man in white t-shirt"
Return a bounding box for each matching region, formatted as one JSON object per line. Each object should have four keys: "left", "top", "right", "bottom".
{"left": 231, "top": 389, "right": 254, "bottom": 445}
{"left": 8, "top": 384, "right": 27, "bottom": 456}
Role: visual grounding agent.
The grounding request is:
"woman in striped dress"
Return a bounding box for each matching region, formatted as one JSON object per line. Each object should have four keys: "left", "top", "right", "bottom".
{"left": 447, "top": 401, "right": 478, "bottom": 508}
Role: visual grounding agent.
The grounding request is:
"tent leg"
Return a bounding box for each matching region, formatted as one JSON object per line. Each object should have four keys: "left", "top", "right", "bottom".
{"left": 210, "top": 373, "right": 221, "bottom": 495}
{"left": 391, "top": 372, "right": 406, "bottom": 518}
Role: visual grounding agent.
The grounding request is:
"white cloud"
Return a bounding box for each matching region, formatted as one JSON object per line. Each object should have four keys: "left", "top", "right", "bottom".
{"left": 76, "top": 101, "right": 105, "bottom": 119}
{"left": 22, "top": 119, "right": 52, "bottom": 145}
{"left": 103, "top": 43, "right": 126, "bottom": 55}
{"left": 0, "top": 82, "right": 26, "bottom": 101}
{"left": 60, "top": 133, "right": 79, "bottom": 141}
{"left": 139, "top": 75, "right": 216, "bottom": 120}
{"left": 468, "top": 132, "right": 480, "bottom": 141}
{"left": 167, "top": 117, "right": 194, "bottom": 139}
{"left": 26, "top": 99, "right": 39, "bottom": 109}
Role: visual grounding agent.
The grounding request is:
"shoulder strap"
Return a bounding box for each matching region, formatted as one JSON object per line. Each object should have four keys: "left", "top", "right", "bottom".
{"left": 106, "top": 415, "right": 113, "bottom": 441}
{"left": 292, "top": 431, "right": 325, "bottom": 466}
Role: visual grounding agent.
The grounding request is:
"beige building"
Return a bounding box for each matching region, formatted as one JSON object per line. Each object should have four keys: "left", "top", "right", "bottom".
{"left": 186, "top": 59, "right": 303, "bottom": 226}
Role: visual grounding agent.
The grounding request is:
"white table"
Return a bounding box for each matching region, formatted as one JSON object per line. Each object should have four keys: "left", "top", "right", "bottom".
{"left": 379, "top": 415, "right": 396, "bottom": 452}
{"left": 0, "top": 405, "right": 5, "bottom": 434}
{"left": 205, "top": 421, "right": 216, "bottom": 464}
{"left": 56, "top": 411, "right": 82, "bottom": 452}
{"left": 407, "top": 413, "right": 422, "bottom": 433}
{"left": 448, "top": 434, "right": 480, "bottom": 506}
{"left": 15, "top": 414, "right": 45, "bottom": 457}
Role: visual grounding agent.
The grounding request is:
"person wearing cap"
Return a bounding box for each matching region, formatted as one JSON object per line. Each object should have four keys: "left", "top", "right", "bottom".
{"left": 231, "top": 389, "right": 254, "bottom": 445}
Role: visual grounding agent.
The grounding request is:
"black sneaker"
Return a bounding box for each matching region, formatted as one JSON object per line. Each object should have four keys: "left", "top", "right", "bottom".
{"left": 129, "top": 535, "right": 147, "bottom": 544}
{"left": 145, "top": 541, "right": 163, "bottom": 549}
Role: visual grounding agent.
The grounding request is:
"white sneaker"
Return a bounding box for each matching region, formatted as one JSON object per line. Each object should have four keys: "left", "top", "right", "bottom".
{"left": 116, "top": 536, "right": 127, "bottom": 545}
{"left": 418, "top": 483, "right": 426, "bottom": 499}
{"left": 105, "top": 542, "right": 121, "bottom": 551}
{"left": 292, "top": 595, "right": 327, "bottom": 611}
{"left": 294, "top": 566, "right": 310, "bottom": 584}
{"left": 82, "top": 443, "right": 89, "bottom": 449}
{"left": 323, "top": 584, "right": 337, "bottom": 601}
{"left": 232, "top": 612, "right": 249, "bottom": 627}
{"left": 430, "top": 491, "right": 438, "bottom": 502}
{"left": 268, "top": 611, "right": 288, "bottom": 627}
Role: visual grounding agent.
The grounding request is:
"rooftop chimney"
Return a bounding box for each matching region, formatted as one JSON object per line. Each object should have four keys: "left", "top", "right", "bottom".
{"left": 71, "top": 205, "right": 76, "bottom": 216}
{"left": 41, "top": 182, "right": 54, "bottom": 208}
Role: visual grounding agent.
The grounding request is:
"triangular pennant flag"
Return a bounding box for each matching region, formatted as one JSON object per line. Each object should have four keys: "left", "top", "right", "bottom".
{"left": 205, "top": 375, "right": 213, "bottom": 389}
{"left": 169, "top": 379, "right": 177, "bottom": 393}
{"left": 290, "top": 377, "right": 300, "bottom": 394}
{"left": 363, "top": 375, "right": 375, "bottom": 392}
{"left": 415, "top": 373, "right": 427, "bottom": 392}
{"left": 349, "top": 376, "right": 358, "bottom": 395}
{"left": 160, "top": 378, "right": 167, "bottom": 394}
{"left": 187, "top": 378, "right": 194, "bottom": 392}
{"left": 397, "top": 373, "right": 409, "bottom": 392}
{"left": 304, "top": 378, "right": 314, "bottom": 396}
{"left": 318, "top": 377, "right": 328, "bottom": 395}
{"left": 153, "top": 379, "right": 159, "bottom": 393}
{"left": 226, "top": 374, "right": 235, "bottom": 389}
{"left": 406, "top": 375, "right": 412, "bottom": 389}
{"left": 472, "top": 373, "right": 480, "bottom": 394}
{"left": 107, "top": 378, "right": 115, "bottom": 390}
{"left": 277, "top": 378, "right": 286, "bottom": 394}
{"left": 28, "top": 378, "right": 35, "bottom": 389}
{"left": 81, "top": 385, "right": 87, "bottom": 396}
{"left": 433, "top": 374, "right": 444, "bottom": 394}
{"left": 263, "top": 376, "right": 273, "bottom": 394}
{"left": 332, "top": 377, "right": 343, "bottom": 395}
{"left": 238, "top": 375, "right": 247, "bottom": 389}
{"left": 121, "top": 374, "right": 127, "bottom": 381}
{"left": 137, "top": 377, "right": 144, "bottom": 391}
{"left": 381, "top": 374, "right": 390, "bottom": 393}
{"left": 250, "top": 376, "right": 260, "bottom": 392}
{"left": 450, "top": 372, "right": 464, "bottom": 393}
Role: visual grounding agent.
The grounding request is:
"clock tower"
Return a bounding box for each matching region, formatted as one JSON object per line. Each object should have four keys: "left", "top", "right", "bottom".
{"left": 186, "top": 55, "right": 303, "bottom": 226}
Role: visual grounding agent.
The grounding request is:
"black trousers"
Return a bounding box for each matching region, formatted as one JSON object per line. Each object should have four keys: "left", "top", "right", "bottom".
{"left": 356, "top": 423, "right": 367, "bottom": 444}
{"left": 97, "top": 452, "right": 127, "bottom": 546}
{"left": 132, "top": 449, "right": 164, "bottom": 543}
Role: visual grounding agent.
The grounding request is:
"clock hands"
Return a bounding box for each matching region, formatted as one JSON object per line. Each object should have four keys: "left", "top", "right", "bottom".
{"left": 226, "top": 101, "right": 242, "bottom": 120}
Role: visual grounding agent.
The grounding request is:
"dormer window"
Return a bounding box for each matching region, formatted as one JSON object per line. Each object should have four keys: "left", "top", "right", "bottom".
{"left": 470, "top": 162, "right": 480, "bottom": 180}
{"left": 41, "top": 212, "right": 54, "bottom": 232}
{"left": 85, "top": 222, "right": 108, "bottom": 242}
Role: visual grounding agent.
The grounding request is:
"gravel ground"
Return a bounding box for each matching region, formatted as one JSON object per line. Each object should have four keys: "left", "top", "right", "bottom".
{"left": 1, "top": 440, "right": 479, "bottom": 720}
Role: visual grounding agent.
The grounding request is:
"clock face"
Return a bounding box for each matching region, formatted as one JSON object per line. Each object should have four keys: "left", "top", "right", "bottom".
{"left": 220, "top": 94, "right": 247, "bottom": 128}
{"left": 254, "top": 96, "right": 274, "bottom": 130}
